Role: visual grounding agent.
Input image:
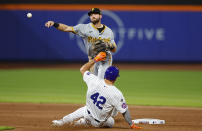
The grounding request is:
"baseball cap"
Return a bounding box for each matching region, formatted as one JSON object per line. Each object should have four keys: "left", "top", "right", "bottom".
{"left": 88, "top": 8, "right": 101, "bottom": 16}
{"left": 104, "top": 66, "right": 120, "bottom": 81}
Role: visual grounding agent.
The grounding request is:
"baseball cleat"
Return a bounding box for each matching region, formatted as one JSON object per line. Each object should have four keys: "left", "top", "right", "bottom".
{"left": 52, "top": 119, "right": 64, "bottom": 126}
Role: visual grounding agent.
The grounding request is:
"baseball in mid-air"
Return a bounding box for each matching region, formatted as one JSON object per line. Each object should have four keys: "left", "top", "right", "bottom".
{"left": 27, "top": 13, "right": 32, "bottom": 18}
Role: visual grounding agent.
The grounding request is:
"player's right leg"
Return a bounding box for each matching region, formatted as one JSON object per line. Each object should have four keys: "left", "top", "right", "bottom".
{"left": 52, "top": 106, "right": 86, "bottom": 126}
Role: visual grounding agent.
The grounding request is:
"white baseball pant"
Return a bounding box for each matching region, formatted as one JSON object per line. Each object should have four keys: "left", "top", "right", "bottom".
{"left": 62, "top": 106, "right": 115, "bottom": 128}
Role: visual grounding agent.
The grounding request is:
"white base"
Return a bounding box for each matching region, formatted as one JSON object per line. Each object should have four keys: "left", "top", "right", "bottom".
{"left": 132, "top": 118, "right": 165, "bottom": 124}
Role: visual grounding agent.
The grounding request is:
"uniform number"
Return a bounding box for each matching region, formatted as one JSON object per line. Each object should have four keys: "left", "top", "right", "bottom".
{"left": 90, "top": 92, "right": 106, "bottom": 110}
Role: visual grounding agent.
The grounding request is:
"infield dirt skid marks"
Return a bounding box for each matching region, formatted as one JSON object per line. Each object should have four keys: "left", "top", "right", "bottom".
{"left": 0, "top": 103, "right": 202, "bottom": 131}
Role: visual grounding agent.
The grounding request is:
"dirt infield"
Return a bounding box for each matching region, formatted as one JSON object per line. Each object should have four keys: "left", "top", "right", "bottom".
{"left": 0, "top": 63, "right": 202, "bottom": 131}
{"left": 0, "top": 103, "right": 202, "bottom": 131}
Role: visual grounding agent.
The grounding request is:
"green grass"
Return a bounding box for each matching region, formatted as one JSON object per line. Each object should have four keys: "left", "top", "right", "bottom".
{"left": 0, "top": 69, "right": 86, "bottom": 103}
{"left": 117, "top": 70, "right": 202, "bottom": 107}
{"left": 0, "top": 69, "right": 202, "bottom": 107}
{"left": 0, "top": 126, "right": 15, "bottom": 130}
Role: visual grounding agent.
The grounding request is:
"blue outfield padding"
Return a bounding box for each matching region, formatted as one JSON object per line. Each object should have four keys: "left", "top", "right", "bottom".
{"left": 0, "top": 10, "right": 202, "bottom": 62}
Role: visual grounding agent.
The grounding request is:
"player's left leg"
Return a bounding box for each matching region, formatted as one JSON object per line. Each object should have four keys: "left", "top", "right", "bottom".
{"left": 83, "top": 109, "right": 114, "bottom": 128}
{"left": 52, "top": 106, "right": 86, "bottom": 126}
{"left": 101, "top": 117, "right": 115, "bottom": 128}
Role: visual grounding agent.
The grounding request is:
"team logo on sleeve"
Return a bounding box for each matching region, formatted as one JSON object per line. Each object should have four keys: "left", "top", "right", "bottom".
{"left": 122, "top": 103, "right": 127, "bottom": 109}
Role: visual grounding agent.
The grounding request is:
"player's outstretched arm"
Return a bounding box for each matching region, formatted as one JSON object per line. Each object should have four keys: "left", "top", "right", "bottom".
{"left": 80, "top": 60, "right": 95, "bottom": 76}
{"left": 45, "top": 21, "right": 74, "bottom": 32}
{"left": 122, "top": 109, "right": 142, "bottom": 129}
{"left": 80, "top": 52, "right": 106, "bottom": 76}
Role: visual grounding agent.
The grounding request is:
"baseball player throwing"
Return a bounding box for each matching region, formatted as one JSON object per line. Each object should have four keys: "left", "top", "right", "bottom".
{"left": 52, "top": 52, "right": 142, "bottom": 129}
{"left": 45, "top": 8, "right": 117, "bottom": 79}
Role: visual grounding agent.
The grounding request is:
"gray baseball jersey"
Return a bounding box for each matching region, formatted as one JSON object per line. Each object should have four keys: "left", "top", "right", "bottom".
{"left": 73, "top": 23, "right": 115, "bottom": 57}
{"left": 73, "top": 23, "right": 115, "bottom": 78}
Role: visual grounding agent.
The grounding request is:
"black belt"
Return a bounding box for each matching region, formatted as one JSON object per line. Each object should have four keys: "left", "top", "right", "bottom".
{"left": 87, "top": 110, "right": 100, "bottom": 123}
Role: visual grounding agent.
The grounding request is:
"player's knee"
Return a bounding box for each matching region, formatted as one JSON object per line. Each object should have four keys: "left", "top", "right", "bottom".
{"left": 104, "top": 117, "right": 114, "bottom": 128}
{"left": 108, "top": 118, "right": 114, "bottom": 128}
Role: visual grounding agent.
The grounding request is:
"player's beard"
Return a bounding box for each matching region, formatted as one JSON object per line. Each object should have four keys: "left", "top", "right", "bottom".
{"left": 91, "top": 17, "right": 101, "bottom": 25}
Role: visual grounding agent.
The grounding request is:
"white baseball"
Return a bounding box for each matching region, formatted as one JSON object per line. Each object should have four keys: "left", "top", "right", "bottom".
{"left": 27, "top": 13, "right": 32, "bottom": 18}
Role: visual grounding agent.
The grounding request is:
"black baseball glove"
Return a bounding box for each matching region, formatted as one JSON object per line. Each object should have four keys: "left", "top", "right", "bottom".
{"left": 89, "top": 40, "right": 113, "bottom": 58}
{"left": 92, "top": 40, "right": 108, "bottom": 52}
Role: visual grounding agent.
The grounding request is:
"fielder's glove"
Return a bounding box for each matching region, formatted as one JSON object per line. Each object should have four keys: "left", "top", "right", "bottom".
{"left": 91, "top": 40, "right": 113, "bottom": 57}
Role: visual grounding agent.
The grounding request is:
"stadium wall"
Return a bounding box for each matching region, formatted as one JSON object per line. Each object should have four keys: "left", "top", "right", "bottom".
{"left": 0, "top": 4, "right": 202, "bottom": 62}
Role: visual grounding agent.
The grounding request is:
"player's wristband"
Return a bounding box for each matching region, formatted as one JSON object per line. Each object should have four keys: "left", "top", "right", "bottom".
{"left": 53, "top": 22, "right": 59, "bottom": 28}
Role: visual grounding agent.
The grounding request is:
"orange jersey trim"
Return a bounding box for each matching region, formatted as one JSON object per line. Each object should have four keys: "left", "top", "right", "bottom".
{"left": 0, "top": 4, "right": 202, "bottom": 12}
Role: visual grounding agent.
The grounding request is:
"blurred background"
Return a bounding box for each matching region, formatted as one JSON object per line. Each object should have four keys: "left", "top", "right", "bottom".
{"left": 0, "top": 0, "right": 202, "bottom": 107}
{"left": 0, "top": 0, "right": 202, "bottom": 63}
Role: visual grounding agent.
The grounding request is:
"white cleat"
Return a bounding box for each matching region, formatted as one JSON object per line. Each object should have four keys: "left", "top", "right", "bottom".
{"left": 52, "top": 119, "right": 64, "bottom": 126}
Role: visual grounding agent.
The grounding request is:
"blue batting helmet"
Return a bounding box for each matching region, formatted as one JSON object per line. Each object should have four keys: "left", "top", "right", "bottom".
{"left": 104, "top": 66, "right": 120, "bottom": 81}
